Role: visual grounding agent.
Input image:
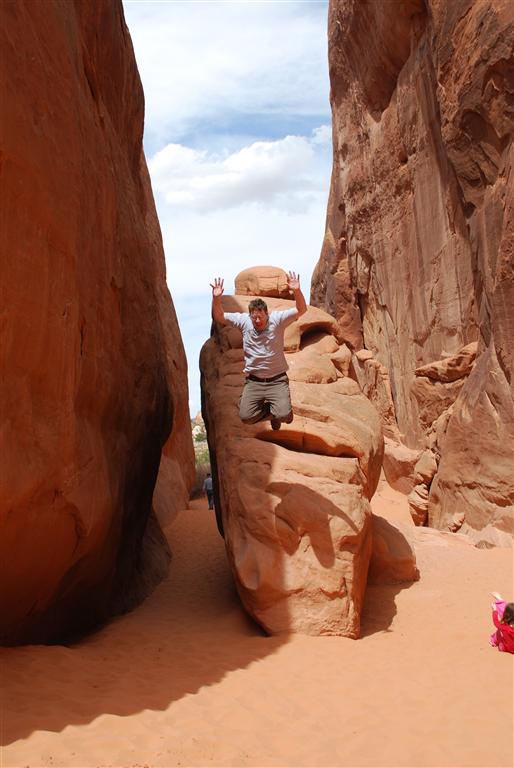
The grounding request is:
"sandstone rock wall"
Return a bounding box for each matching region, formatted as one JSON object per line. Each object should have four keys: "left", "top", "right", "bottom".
{"left": 200, "top": 270, "right": 385, "bottom": 637}
{"left": 0, "top": 0, "right": 194, "bottom": 644}
{"left": 312, "top": 0, "right": 514, "bottom": 545}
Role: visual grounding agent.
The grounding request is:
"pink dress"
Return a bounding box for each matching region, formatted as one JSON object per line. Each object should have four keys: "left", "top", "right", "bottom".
{"left": 490, "top": 601, "right": 514, "bottom": 654}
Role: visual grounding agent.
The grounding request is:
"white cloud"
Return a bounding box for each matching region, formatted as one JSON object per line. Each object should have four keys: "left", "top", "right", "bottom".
{"left": 123, "top": 0, "right": 330, "bottom": 148}
{"left": 149, "top": 128, "right": 331, "bottom": 212}
{"left": 161, "top": 199, "right": 328, "bottom": 297}
{"left": 312, "top": 124, "right": 332, "bottom": 144}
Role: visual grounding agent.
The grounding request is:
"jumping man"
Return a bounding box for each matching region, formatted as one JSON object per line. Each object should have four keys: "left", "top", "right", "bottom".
{"left": 210, "top": 271, "right": 307, "bottom": 430}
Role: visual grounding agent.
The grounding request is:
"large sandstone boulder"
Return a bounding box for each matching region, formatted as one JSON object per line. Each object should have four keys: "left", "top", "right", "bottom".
{"left": 311, "top": 0, "right": 514, "bottom": 545}
{"left": 235, "top": 266, "right": 291, "bottom": 298}
{"left": 200, "top": 281, "right": 384, "bottom": 637}
{"left": 0, "top": 0, "right": 194, "bottom": 644}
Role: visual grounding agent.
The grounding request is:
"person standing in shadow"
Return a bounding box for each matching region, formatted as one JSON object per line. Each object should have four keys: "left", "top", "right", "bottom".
{"left": 203, "top": 472, "right": 214, "bottom": 510}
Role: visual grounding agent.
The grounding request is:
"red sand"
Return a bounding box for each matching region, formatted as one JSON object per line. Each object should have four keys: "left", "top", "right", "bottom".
{"left": 1, "top": 491, "right": 512, "bottom": 767}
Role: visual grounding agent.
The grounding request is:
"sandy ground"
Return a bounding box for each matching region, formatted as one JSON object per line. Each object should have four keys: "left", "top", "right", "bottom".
{"left": 1, "top": 486, "right": 512, "bottom": 768}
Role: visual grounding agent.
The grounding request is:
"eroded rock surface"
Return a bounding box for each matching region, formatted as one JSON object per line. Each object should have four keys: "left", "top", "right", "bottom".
{"left": 0, "top": 0, "right": 194, "bottom": 644}
{"left": 311, "top": 0, "right": 514, "bottom": 545}
{"left": 200, "top": 270, "right": 384, "bottom": 636}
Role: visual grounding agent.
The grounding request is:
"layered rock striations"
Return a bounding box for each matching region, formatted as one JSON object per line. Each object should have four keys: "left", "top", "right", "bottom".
{"left": 312, "top": 0, "right": 514, "bottom": 545}
{"left": 200, "top": 268, "right": 385, "bottom": 637}
{"left": 0, "top": 0, "right": 194, "bottom": 644}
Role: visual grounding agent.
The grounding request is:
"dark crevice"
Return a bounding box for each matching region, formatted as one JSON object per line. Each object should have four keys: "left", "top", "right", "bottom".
{"left": 79, "top": 321, "right": 85, "bottom": 357}
{"left": 255, "top": 431, "right": 360, "bottom": 461}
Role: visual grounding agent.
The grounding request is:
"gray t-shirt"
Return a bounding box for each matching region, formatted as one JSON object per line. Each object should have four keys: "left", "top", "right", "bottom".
{"left": 224, "top": 308, "right": 298, "bottom": 377}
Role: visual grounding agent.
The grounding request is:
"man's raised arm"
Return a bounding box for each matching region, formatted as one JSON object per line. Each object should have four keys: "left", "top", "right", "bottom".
{"left": 287, "top": 271, "right": 307, "bottom": 317}
{"left": 210, "top": 277, "right": 228, "bottom": 325}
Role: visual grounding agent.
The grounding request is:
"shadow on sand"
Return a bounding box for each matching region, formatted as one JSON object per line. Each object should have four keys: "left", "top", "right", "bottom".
{"left": 1, "top": 494, "right": 414, "bottom": 746}
{"left": 360, "top": 582, "right": 413, "bottom": 637}
{"left": 1, "top": 498, "right": 282, "bottom": 746}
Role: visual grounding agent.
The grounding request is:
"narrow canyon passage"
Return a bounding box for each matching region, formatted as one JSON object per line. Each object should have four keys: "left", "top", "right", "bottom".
{"left": 2, "top": 498, "right": 513, "bottom": 767}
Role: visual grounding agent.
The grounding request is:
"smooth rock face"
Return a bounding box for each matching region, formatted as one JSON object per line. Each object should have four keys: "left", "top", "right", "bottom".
{"left": 200, "top": 291, "right": 384, "bottom": 637}
{"left": 428, "top": 347, "right": 514, "bottom": 547}
{"left": 311, "top": 0, "right": 514, "bottom": 545}
{"left": 0, "top": 0, "right": 194, "bottom": 644}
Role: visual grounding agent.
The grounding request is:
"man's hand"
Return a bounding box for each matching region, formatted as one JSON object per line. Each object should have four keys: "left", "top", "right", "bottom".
{"left": 210, "top": 277, "right": 224, "bottom": 297}
{"left": 287, "top": 271, "right": 301, "bottom": 293}
{"left": 210, "top": 277, "right": 227, "bottom": 325}
{"left": 287, "top": 270, "right": 307, "bottom": 317}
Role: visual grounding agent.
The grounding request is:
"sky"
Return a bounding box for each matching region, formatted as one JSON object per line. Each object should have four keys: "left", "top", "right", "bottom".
{"left": 123, "top": 0, "right": 332, "bottom": 417}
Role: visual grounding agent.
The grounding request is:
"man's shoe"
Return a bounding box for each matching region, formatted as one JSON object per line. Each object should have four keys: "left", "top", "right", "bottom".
{"left": 270, "top": 417, "right": 282, "bottom": 430}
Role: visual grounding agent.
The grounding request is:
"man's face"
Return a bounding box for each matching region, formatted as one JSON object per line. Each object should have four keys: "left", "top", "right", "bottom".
{"left": 250, "top": 308, "right": 269, "bottom": 331}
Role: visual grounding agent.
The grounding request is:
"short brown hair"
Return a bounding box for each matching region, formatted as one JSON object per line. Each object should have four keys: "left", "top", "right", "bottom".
{"left": 248, "top": 298, "right": 268, "bottom": 314}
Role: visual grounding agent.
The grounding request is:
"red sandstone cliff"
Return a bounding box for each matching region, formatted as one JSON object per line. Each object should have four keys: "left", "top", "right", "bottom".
{"left": 0, "top": 0, "right": 194, "bottom": 644}
{"left": 312, "top": 0, "right": 513, "bottom": 545}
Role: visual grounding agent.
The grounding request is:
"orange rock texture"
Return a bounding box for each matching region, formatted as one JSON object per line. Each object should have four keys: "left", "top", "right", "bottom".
{"left": 0, "top": 0, "right": 194, "bottom": 644}
{"left": 311, "top": 0, "right": 514, "bottom": 546}
{"left": 200, "top": 268, "right": 385, "bottom": 637}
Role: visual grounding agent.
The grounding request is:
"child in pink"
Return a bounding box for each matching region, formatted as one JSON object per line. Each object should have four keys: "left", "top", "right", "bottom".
{"left": 490, "top": 597, "right": 514, "bottom": 654}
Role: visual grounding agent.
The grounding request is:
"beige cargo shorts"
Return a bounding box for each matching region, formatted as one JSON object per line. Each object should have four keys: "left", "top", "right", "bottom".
{"left": 239, "top": 372, "right": 292, "bottom": 424}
